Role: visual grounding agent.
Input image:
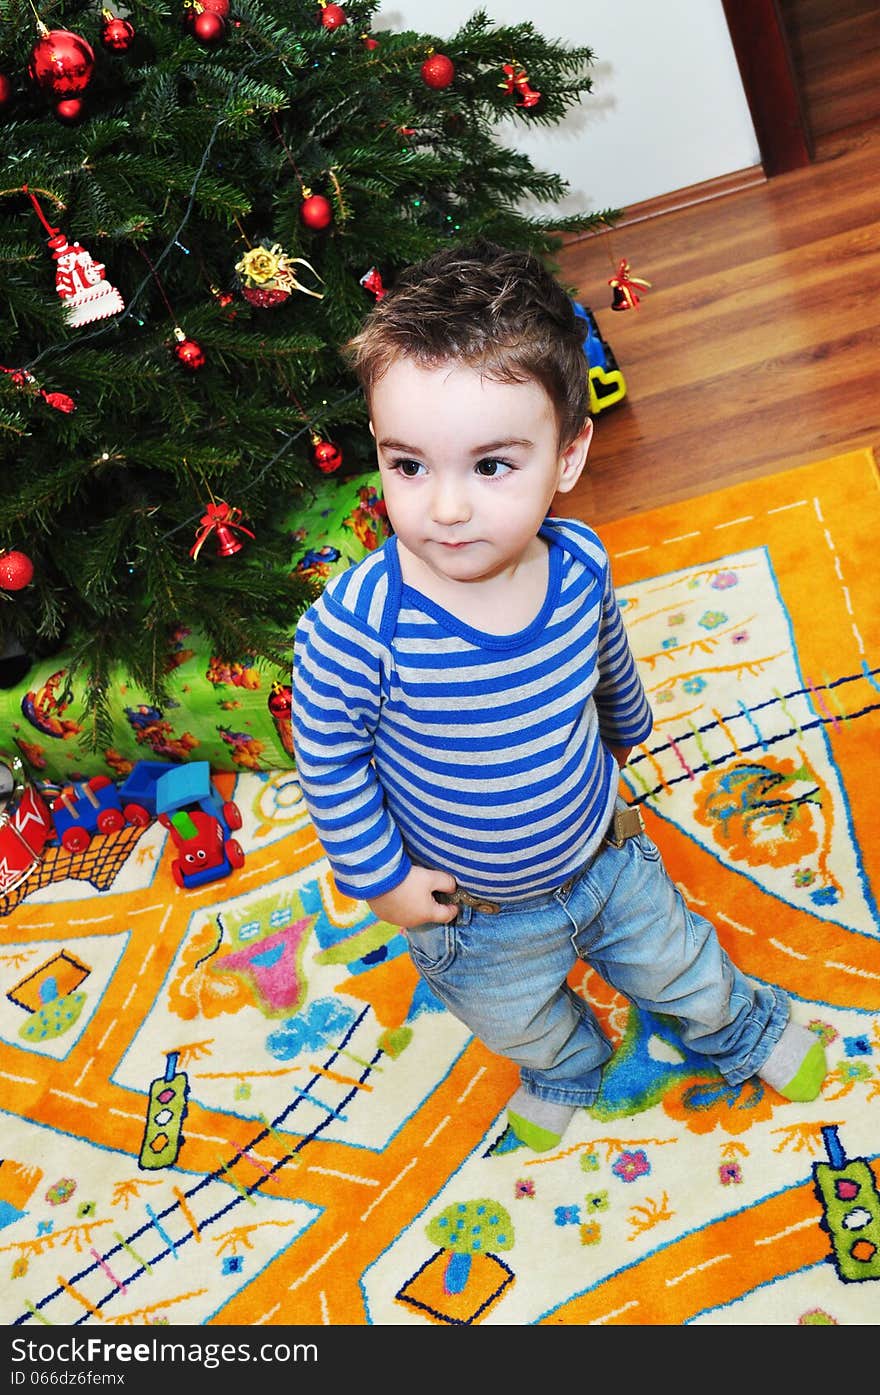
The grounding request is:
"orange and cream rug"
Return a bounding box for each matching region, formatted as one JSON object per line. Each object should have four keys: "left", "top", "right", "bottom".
{"left": 1, "top": 449, "right": 878, "bottom": 1331}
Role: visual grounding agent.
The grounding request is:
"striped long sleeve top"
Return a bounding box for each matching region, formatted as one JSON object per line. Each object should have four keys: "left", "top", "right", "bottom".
{"left": 291, "top": 516, "right": 653, "bottom": 902}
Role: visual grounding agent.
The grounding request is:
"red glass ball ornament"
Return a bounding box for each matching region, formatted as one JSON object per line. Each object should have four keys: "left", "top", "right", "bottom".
{"left": 29, "top": 28, "right": 95, "bottom": 98}
{"left": 200, "top": 0, "right": 230, "bottom": 14}
{"left": 300, "top": 193, "right": 333, "bottom": 230}
{"left": 320, "top": 4, "right": 346, "bottom": 30}
{"left": 361, "top": 34, "right": 378, "bottom": 51}
{"left": 420, "top": 53, "right": 455, "bottom": 90}
{"left": 54, "top": 97, "right": 84, "bottom": 123}
{"left": 268, "top": 682, "right": 292, "bottom": 721}
{"left": 0, "top": 550, "right": 35, "bottom": 591}
{"left": 312, "top": 438, "right": 343, "bottom": 474}
{"left": 101, "top": 17, "right": 135, "bottom": 52}
{"left": 174, "top": 337, "right": 206, "bottom": 370}
{"left": 0, "top": 74, "right": 12, "bottom": 108}
{"left": 192, "top": 9, "right": 226, "bottom": 44}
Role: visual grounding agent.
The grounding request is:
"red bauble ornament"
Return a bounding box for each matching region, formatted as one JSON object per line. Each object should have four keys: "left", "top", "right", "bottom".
{"left": 0, "top": 551, "right": 35, "bottom": 592}
{"left": 101, "top": 15, "right": 136, "bottom": 53}
{"left": 300, "top": 193, "right": 333, "bottom": 230}
{"left": 173, "top": 335, "right": 206, "bottom": 370}
{"left": 0, "top": 74, "right": 12, "bottom": 108}
{"left": 421, "top": 53, "right": 455, "bottom": 90}
{"left": 312, "top": 436, "right": 343, "bottom": 474}
{"left": 361, "top": 34, "right": 378, "bottom": 51}
{"left": 320, "top": 3, "right": 346, "bottom": 30}
{"left": 28, "top": 27, "right": 95, "bottom": 99}
{"left": 192, "top": 9, "right": 226, "bottom": 44}
{"left": 54, "top": 97, "right": 84, "bottom": 123}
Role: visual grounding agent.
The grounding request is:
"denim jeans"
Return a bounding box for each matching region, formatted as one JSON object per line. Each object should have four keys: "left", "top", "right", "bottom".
{"left": 403, "top": 822, "right": 790, "bottom": 1109}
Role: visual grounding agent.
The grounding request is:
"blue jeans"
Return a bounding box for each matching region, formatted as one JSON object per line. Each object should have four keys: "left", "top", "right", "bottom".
{"left": 403, "top": 822, "right": 790, "bottom": 1109}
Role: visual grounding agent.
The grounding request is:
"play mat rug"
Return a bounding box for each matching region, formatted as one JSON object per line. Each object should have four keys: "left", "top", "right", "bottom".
{"left": 0, "top": 449, "right": 878, "bottom": 1328}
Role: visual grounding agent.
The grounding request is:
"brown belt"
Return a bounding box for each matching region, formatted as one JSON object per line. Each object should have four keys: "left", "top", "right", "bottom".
{"left": 433, "top": 804, "right": 645, "bottom": 916}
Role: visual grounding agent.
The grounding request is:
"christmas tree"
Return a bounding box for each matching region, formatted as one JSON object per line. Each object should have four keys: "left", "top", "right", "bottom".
{"left": 0, "top": 0, "right": 614, "bottom": 746}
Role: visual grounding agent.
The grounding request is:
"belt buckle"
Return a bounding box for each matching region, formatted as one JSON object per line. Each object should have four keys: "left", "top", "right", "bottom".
{"left": 434, "top": 886, "right": 501, "bottom": 915}
{"left": 607, "top": 805, "right": 644, "bottom": 848}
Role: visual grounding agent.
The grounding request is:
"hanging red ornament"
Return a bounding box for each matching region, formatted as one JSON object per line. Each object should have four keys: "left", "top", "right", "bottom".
{"left": 319, "top": 3, "right": 347, "bottom": 30}
{"left": 500, "top": 62, "right": 541, "bottom": 109}
{"left": 25, "top": 188, "right": 125, "bottom": 329}
{"left": 28, "top": 25, "right": 95, "bottom": 101}
{"left": 361, "top": 33, "right": 379, "bottom": 51}
{"left": 311, "top": 434, "right": 343, "bottom": 474}
{"left": 100, "top": 12, "right": 136, "bottom": 53}
{"left": 0, "top": 551, "right": 35, "bottom": 592}
{"left": 173, "top": 329, "right": 206, "bottom": 370}
{"left": 608, "top": 258, "right": 651, "bottom": 311}
{"left": 268, "top": 682, "right": 295, "bottom": 758}
{"left": 190, "top": 501, "right": 255, "bottom": 561}
{"left": 192, "top": 9, "right": 226, "bottom": 45}
{"left": 0, "top": 74, "right": 12, "bottom": 109}
{"left": 54, "top": 97, "right": 84, "bottom": 124}
{"left": 300, "top": 192, "right": 333, "bottom": 230}
{"left": 359, "top": 265, "right": 387, "bottom": 301}
{"left": 421, "top": 53, "right": 455, "bottom": 90}
{"left": 41, "top": 389, "right": 77, "bottom": 414}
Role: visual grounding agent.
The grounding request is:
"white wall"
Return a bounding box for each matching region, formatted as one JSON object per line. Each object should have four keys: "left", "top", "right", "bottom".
{"left": 373, "top": 0, "right": 760, "bottom": 213}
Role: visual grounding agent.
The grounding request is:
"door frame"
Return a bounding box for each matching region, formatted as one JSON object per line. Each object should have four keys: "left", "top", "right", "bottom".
{"left": 720, "top": 0, "right": 813, "bottom": 174}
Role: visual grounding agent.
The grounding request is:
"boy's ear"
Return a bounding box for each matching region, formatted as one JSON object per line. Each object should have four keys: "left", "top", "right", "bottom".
{"left": 368, "top": 419, "right": 376, "bottom": 438}
{"left": 555, "top": 417, "right": 593, "bottom": 493}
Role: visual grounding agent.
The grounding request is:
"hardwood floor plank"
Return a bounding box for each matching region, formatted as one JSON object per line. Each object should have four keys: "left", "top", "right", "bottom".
{"left": 554, "top": 122, "right": 880, "bottom": 526}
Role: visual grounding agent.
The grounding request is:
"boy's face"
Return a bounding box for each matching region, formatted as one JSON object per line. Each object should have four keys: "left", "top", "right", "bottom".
{"left": 369, "top": 357, "right": 592, "bottom": 588}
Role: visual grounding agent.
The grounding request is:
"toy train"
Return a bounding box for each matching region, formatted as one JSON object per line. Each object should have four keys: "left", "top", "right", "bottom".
{"left": 0, "top": 757, "right": 244, "bottom": 895}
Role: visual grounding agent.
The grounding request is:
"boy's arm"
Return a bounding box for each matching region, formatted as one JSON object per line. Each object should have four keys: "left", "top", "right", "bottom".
{"left": 593, "top": 561, "right": 653, "bottom": 750}
{"left": 292, "top": 593, "right": 455, "bottom": 922}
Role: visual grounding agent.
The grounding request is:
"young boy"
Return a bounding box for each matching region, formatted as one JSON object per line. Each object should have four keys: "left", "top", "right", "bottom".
{"left": 291, "top": 240, "right": 827, "bottom": 1151}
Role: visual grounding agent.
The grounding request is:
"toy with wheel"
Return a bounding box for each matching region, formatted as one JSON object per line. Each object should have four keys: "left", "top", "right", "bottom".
{"left": 51, "top": 776, "right": 125, "bottom": 852}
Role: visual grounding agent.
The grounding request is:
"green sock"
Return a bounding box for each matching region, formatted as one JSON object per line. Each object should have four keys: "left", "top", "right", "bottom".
{"left": 506, "top": 1087, "right": 575, "bottom": 1152}
{"left": 759, "top": 1023, "right": 828, "bottom": 1102}
{"left": 776, "top": 1040, "right": 828, "bottom": 1102}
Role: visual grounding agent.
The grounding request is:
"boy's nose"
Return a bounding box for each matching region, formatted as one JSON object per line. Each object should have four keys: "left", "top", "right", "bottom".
{"left": 431, "top": 479, "right": 470, "bottom": 525}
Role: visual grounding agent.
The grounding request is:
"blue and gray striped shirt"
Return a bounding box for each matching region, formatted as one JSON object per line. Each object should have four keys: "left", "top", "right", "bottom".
{"left": 291, "top": 516, "right": 653, "bottom": 902}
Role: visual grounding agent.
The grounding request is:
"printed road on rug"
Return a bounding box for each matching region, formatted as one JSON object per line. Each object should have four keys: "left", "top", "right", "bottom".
{"left": 1, "top": 449, "right": 878, "bottom": 1328}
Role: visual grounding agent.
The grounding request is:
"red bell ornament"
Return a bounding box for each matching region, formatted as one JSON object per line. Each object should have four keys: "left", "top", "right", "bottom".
{"left": 190, "top": 501, "right": 255, "bottom": 560}
{"left": 29, "top": 25, "right": 95, "bottom": 99}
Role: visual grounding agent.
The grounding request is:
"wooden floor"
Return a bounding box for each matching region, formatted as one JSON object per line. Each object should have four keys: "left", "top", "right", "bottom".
{"left": 554, "top": 118, "right": 880, "bottom": 525}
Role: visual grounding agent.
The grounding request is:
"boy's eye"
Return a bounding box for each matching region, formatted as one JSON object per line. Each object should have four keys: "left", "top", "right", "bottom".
{"left": 390, "top": 458, "right": 424, "bottom": 477}
{"left": 475, "top": 457, "right": 512, "bottom": 477}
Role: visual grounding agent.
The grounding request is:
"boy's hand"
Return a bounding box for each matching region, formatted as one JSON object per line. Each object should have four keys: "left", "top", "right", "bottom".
{"left": 609, "top": 743, "right": 632, "bottom": 768}
{"left": 367, "top": 866, "right": 459, "bottom": 928}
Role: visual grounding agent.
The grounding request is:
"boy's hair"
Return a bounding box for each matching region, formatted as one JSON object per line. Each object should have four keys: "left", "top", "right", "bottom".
{"left": 343, "top": 239, "right": 591, "bottom": 445}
